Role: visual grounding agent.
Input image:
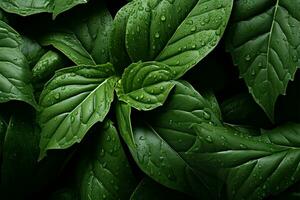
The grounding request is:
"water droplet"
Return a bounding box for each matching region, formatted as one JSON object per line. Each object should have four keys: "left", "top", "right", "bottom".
{"left": 258, "top": 62, "right": 263, "bottom": 67}
{"left": 203, "top": 112, "right": 210, "bottom": 120}
{"left": 160, "top": 15, "right": 166, "bottom": 21}
{"left": 155, "top": 32, "right": 160, "bottom": 38}
{"left": 54, "top": 93, "right": 60, "bottom": 100}
{"left": 204, "top": 17, "right": 210, "bottom": 23}
{"left": 135, "top": 96, "right": 139, "bottom": 100}
{"left": 245, "top": 54, "right": 251, "bottom": 61}
{"left": 187, "top": 20, "right": 193, "bottom": 25}
{"left": 251, "top": 69, "right": 256, "bottom": 76}
{"left": 70, "top": 116, "right": 75, "bottom": 123}
{"left": 191, "top": 26, "right": 196, "bottom": 32}
{"left": 205, "top": 136, "right": 213, "bottom": 143}
{"left": 160, "top": 86, "right": 164, "bottom": 90}
{"left": 139, "top": 136, "right": 145, "bottom": 140}
{"left": 106, "top": 135, "right": 111, "bottom": 141}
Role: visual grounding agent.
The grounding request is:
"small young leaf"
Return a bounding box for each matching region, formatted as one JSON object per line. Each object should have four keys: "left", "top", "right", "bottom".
{"left": 116, "top": 61, "right": 176, "bottom": 111}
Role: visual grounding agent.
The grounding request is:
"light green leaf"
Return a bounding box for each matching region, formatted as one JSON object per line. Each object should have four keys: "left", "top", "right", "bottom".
{"left": 112, "top": 0, "right": 233, "bottom": 77}
{"left": 38, "top": 63, "right": 117, "bottom": 159}
{"left": 0, "top": 20, "right": 36, "bottom": 108}
{"left": 117, "top": 81, "right": 223, "bottom": 199}
{"left": 226, "top": 0, "right": 300, "bottom": 121}
{"left": 187, "top": 123, "right": 300, "bottom": 200}
{"left": 0, "top": 0, "right": 88, "bottom": 18}
{"left": 130, "top": 177, "right": 189, "bottom": 200}
{"left": 76, "top": 121, "right": 137, "bottom": 200}
{"left": 116, "top": 61, "right": 176, "bottom": 111}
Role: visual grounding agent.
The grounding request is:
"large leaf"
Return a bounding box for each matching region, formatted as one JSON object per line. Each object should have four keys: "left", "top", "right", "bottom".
{"left": 76, "top": 121, "right": 137, "bottom": 200}
{"left": 0, "top": 20, "right": 36, "bottom": 108}
{"left": 130, "top": 177, "right": 189, "bottom": 200}
{"left": 187, "top": 123, "right": 300, "bottom": 200}
{"left": 38, "top": 63, "right": 117, "bottom": 159}
{"left": 226, "top": 0, "right": 300, "bottom": 121}
{"left": 40, "top": 1, "right": 112, "bottom": 65}
{"left": 116, "top": 61, "right": 176, "bottom": 111}
{"left": 0, "top": 108, "right": 39, "bottom": 199}
{"left": 116, "top": 81, "right": 223, "bottom": 199}
{"left": 111, "top": 0, "right": 233, "bottom": 77}
{"left": 0, "top": 0, "right": 89, "bottom": 18}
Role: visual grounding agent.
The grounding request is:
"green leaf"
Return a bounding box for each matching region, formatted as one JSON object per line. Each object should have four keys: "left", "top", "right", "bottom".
{"left": 38, "top": 63, "right": 117, "bottom": 159}
{"left": 112, "top": 0, "right": 233, "bottom": 77}
{"left": 221, "top": 93, "right": 271, "bottom": 127}
{"left": 0, "top": 0, "right": 89, "bottom": 18}
{"left": 39, "top": 2, "right": 112, "bottom": 65}
{"left": 116, "top": 101, "right": 136, "bottom": 149}
{"left": 130, "top": 177, "right": 189, "bottom": 200}
{"left": 0, "top": 108, "right": 39, "bottom": 199}
{"left": 20, "top": 36, "right": 46, "bottom": 68}
{"left": 117, "top": 81, "right": 223, "bottom": 199}
{"left": 0, "top": 20, "right": 36, "bottom": 108}
{"left": 187, "top": 123, "right": 300, "bottom": 200}
{"left": 226, "top": 0, "right": 300, "bottom": 121}
{"left": 117, "top": 61, "right": 176, "bottom": 111}
{"left": 76, "top": 121, "right": 136, "bottom": 200}
{"left": 110, "top": 0, "right": 137, "bottom": 73}
{"left": 39, "top": 32, "right": 96, "bottom": 66}
{"left": 32, "top": 50, "right": 68, "bottom": 82}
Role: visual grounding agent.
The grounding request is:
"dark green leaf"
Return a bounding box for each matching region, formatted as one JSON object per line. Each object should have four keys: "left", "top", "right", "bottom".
{"left": 0, "top": 108, "right": 39, "bottom": 199}
{"left": 32, "top": 50, "right": 68, "bottom": 82}
{"left": 38, "top": 63, "right": 117, "bottom": 159}
{"left": 221, "top": 93, "right": 271, "bottom": 127}
{"left": 187, "top": 123, "right": 300, "bottom": 200}
{"left": 39, "top": 2, "right": 112, "bottom": 65}
{"left": 117, "top": 81, "right": 223, "bottom": 199}
{"left": 0, "top": 0, "right": 89, "bottom": 18}
{"left": 130, "top": 177, "right": 189, "bottom": 200}
{"left": 226, "top": 0, "right": 300, "bottom": 121}
{"left": 76, "top": 121, "right": 136, "bottom": 200}
{"left": 0, "top": 20, "right": 37, "bottom": 108}
{"left": 20, "top": 36, "right": 46, "bottom": 68}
